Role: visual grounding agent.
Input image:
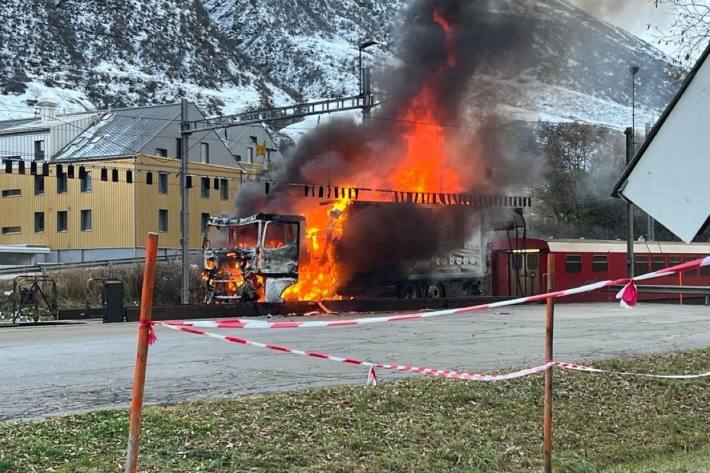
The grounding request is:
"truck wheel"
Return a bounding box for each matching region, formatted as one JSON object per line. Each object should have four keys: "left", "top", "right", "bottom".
{"left": 425, "top": 282, "right": 445, "bottom": 299}
{"left": 399, "top": 283, "right": 419, "bottom": 299}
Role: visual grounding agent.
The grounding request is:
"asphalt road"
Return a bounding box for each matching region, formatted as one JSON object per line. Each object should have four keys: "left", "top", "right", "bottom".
{"left": 1, "top": 302, "right": 708, "bottom": 421}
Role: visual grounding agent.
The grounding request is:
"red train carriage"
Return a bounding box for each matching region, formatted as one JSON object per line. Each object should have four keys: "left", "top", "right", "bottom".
{"left": 490, "top": 238, "right": 710, "bottom": 302}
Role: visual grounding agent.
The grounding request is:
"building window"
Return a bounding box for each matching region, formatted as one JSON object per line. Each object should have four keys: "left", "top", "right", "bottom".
{"left": 159, "top": 209, "right": 168, "bottom": 232}
{"left": 57, "top": 171, "right": 68, "bottom": 193}
{"left": 247, "top": 147, "right": 254, "bottom": 163}
{"left": 200, "top": 143, "right": 209, "bottom": 164}
{"left": 249, "top": 135, "right": 257, "bottom": 143}
{"left": 176, "top": 138, "right": 182, "bottom": 160}
{"left": 155, "top": 148, "right": 168, "bottom": 157}
{"left": 592, "top": 254, "right": 608, "bottom": 272}
{"left": 634, "top": 255, "right": 649, "bottom": 276}
{"left": 233, "top": 154, "right": 242, "bottom": 162}
{"left": 57, "top": 211, "right": 68, "bottom": 232}
{"left": 565, "top": 254, "right": 582, "bottom": 273}
{"left": 651, "top": 255, "right": 665, "bottom": 272}
{"left": 34, "top": 140, "right": 45, "bottom": 161}
{"left": 1, "top": 189, "right": 21, "bottom": 197}
{"left": 220, "top": 179, "right": 228, "bottom": 200}
{"left": 34, "top": 175, "right": 45, "bottom": 195}
{"left": 201, "top": 213, "right": 210, "bottom": 233}
{"left": 1, "top": 226, "right": 21, "bottom": 235}
{"left": 80, "top": 209, "right": 92, "bottom": 231}
{"left": 201, "top": 177, "right": 210, "bottom": 198}
{"left": 80, "top": 171, "right": 92, "bottom": 192}
{"left": 34, "top": 212, "right": 45, "bottom": 233}
{"left": 158, "top": 172, "right": 168, "bottom": 194}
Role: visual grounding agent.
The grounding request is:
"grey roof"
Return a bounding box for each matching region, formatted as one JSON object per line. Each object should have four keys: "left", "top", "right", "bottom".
{"left": 54, "top": 103, "right": 181, "bottom": 161}
{"left": 0, "top": 116, "right": 41, "bottom": 132}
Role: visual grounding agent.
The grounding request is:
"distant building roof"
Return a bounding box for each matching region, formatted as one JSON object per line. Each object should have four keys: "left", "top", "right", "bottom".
{"left": 0, "top": 113, "right": 97, "bottom": 136}
{"left": 0, "top": 245, "right": 51, "bottom": 254}
{"left": 54, "top": 103, "right": 182, "bottom": 160}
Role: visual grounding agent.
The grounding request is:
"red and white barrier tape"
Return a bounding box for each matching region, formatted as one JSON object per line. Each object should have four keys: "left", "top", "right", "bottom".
{"left": 555, "top": 362, "right": 710, "bottom": 379}
{"left": 160, "top": 256, "right": 710, "bottom": 330}
{"left": 159, "top": 323, "right": 555, "bottom": 382}
{"left": 158, "top": 324, "right": 710, "bottom": 383}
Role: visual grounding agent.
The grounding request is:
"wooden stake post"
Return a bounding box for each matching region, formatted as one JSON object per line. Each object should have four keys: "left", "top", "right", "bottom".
{"left": 125, "top": 233, "right": 159, "bottom": 473}
{"left": 543, "top": 253, "right": 555, "bottom": 473}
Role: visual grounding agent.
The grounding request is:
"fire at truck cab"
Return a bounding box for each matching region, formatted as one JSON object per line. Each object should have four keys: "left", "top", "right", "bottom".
{"left": 201, "top": 214, "right": 304, "bottom": 303}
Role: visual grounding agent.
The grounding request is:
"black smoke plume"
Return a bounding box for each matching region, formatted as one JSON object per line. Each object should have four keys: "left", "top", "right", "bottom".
{"left": 235, "top": 0, "right": 536, "bottom": 286}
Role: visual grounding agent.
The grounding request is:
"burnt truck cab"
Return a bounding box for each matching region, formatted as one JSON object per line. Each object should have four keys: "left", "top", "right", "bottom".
{"left": 202, "top": 214, "right": 305, "bottom": 303}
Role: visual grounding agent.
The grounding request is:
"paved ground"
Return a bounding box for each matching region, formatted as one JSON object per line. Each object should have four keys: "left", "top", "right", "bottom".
{"left": 1, "top": 302, "right": 708, "bottom": 421}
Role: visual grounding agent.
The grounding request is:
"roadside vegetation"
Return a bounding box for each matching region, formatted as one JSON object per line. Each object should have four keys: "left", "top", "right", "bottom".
{"left": 0, "top": 349, "right": 707, "bottom": 472}
{"left": 0, "top": 263, "right": 205, "bottom": 321}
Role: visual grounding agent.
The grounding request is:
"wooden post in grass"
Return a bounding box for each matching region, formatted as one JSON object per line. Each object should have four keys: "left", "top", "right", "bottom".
{"left": 543, "top": 253, "right": 555, "bottom": 473}
{"left": 125, "top": 233, "right": 159, "bottom": 473}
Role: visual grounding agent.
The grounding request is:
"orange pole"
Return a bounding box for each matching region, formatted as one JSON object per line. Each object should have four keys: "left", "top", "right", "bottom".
{"left": 125, "top": 233, "right": 159, "bottom": 473}
{"left": 543, "top": 253, "right": 555, "bottom": 473}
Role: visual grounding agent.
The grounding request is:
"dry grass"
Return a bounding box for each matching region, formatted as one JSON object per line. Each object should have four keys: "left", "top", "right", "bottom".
{"left": 0, "top": 349, "right": 707, "bottom": 472}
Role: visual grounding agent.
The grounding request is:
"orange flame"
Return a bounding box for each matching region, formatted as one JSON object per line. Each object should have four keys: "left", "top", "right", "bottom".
{"left": 282, "top": 197, "right": 350, "bottom": 301}
{"left": 283, "top": 8, "right": 461, "bottom": 302}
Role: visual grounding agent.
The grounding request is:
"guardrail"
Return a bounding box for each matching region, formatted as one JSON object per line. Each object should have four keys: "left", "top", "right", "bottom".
{"left": 0, "top": 254, "right": 186, "bottom": 276}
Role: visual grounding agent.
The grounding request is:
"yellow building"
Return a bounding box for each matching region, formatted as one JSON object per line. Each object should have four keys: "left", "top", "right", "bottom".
{"left": 0, "top": 154, "right": 262, "bottom": 262}
{"left": 0, "top": 102, "right": 277, "bottom": 263}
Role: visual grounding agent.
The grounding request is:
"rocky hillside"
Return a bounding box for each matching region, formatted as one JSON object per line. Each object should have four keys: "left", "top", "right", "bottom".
{"left": 0, "top": 0, "right": 684, "bottom": 130}
{"left": 0, "top": 0, "right": 288, "bottom": 116}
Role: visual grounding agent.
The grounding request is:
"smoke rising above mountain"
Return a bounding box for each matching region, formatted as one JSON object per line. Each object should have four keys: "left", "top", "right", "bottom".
{"left": 236, "top": 0, "right": 535, "bottom": 217}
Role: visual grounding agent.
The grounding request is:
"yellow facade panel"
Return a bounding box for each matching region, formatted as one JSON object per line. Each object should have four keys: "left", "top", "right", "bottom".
{"left": 0, "top": 154, "right": 261, "bottom": 252}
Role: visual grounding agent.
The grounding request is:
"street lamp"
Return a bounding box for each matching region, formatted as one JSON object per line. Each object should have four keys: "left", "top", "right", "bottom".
{"left": 358, "top": 40, "right": 378, "bottom": 96}
{"left": 630, "top": 65, "right": 639, "bottom": 149}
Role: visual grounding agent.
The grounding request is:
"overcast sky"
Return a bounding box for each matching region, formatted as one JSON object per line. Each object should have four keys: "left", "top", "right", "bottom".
{"left": 569, "top": 0, "right": 679, "bottom": 56}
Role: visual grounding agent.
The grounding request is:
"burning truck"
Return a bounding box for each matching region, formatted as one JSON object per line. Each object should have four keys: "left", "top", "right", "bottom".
{"left": 202, "top": 197, "right": 529, "bottom": 303}
{"left": 205, "top": 2, "right": 539, "bottom": 303}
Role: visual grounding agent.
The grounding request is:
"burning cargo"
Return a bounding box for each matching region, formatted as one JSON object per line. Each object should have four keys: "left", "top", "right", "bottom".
{"left": 202, "top": 196, "right": 529, "bottom": 303}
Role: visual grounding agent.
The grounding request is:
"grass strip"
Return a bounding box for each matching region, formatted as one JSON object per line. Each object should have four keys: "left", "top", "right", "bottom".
{"left": 0, "top": 349, "right": 708, "bottom": 472}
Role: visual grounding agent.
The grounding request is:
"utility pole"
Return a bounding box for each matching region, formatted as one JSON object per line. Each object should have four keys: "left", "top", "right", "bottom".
{"left": 625, "top": 65, "right": 639, "bottom": 278}
{"left": 625, "top": 127, "right": 635, "bottom": 278}
{"left": 180, "top": 99, "right": 190, "bottom": 304}
{"left": 644, "top": 122, "right": 655, "bottom": 241}
{"left": 362, "top": 66, "right": 372, "bottom": 121}
{"left": 358, "top": 40, "right": 377, "bottom": 122}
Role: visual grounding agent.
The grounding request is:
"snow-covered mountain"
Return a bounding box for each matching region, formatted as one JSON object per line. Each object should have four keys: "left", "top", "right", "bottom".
{"left": 0, "top": 0, "right": 290, "bottom": 118}
{"left": 0, "top": 0, "right": 683, "bottom": 130}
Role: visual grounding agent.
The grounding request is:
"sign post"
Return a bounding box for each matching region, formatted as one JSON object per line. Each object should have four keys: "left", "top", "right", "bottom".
{"left": 125, "top": 232, "right": 159, "bottom": 473}
{"left": 543, "top": 253, "right": 555, "bottom": 473}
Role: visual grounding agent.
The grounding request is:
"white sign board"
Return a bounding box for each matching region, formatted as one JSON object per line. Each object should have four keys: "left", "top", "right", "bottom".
{"left": 617, "top": 46, "right": 710, "bottom": 242}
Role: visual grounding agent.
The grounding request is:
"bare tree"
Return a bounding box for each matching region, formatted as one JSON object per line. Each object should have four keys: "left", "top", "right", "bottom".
{"left": 652, "top": 0, "right": 710, "bottom": 64}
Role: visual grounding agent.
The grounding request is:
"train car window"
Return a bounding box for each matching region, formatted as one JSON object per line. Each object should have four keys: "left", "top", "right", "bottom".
{"left": 685, "top": 256, "right": 698, "bottom": 276}
{"left": 701, "top": 265, "right": 710, "bottom": 276}
{"left": 527, "top": 253, "right": 539, "bottom": 270}
{"left": 634, "top": 255, "right": 649, "bottom": 275}
{"left": 565, "top": 255, "right": 582, "bottom": 273}
{"left": 651, "top": 255, "right": 666, "bottom": 271}
{"left": 668, "top": 256, "right": 682, "bottom": 267}
{"left": 511, "top": 253, "right": 522, "bottom": 270}
{"left": 592, "top": 254, "right": 608, "bottom": 272}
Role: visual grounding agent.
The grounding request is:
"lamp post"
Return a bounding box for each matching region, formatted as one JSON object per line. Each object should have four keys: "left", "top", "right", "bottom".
{"left": 358, "top": 40, "right": 378, "bottom": 97}
{"left": 630, "top": 65, "right": 639, "bottom": 143}
{"left": 626, "top": 65, "right": 639, "bottom": 277}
